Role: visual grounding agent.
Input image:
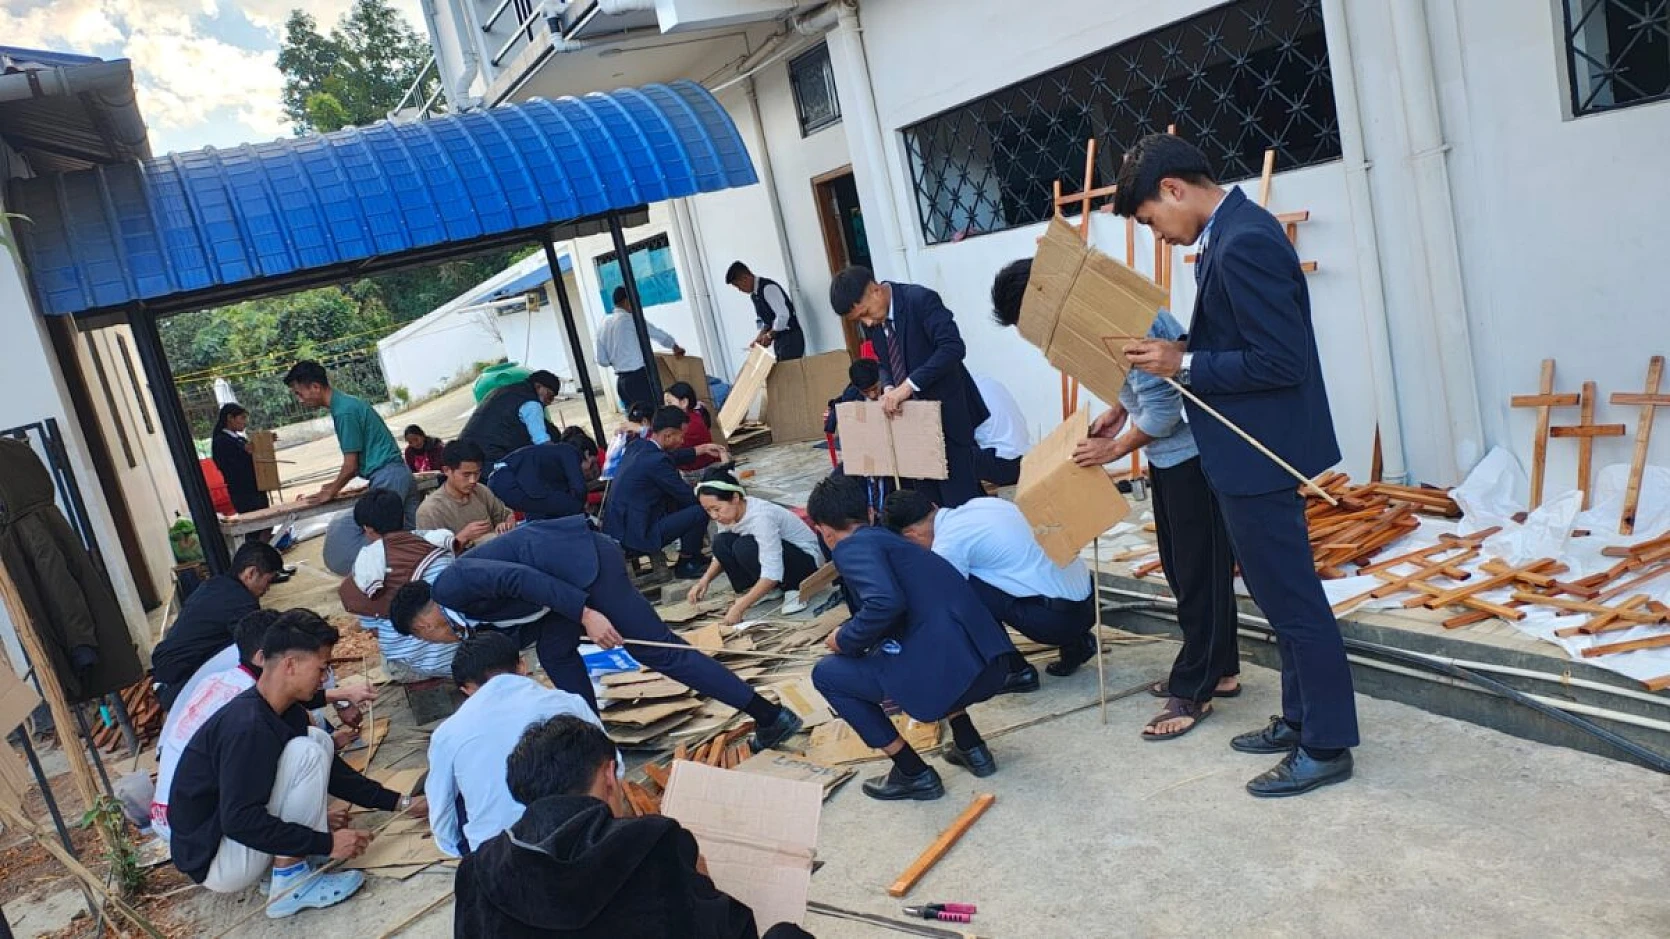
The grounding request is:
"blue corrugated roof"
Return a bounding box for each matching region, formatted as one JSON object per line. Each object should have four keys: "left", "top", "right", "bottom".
{"left": 9, "top": 80, "right": 755, "bottom": 319}
{"left": 486, "top": 254, "right": 574, "bottom": 302}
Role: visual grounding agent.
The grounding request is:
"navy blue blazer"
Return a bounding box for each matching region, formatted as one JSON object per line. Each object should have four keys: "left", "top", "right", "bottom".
{"left": 864, "top": 283, "right": 990, "bottom": 447}
{"left": 499, "top": 442, "right": 587, "bottom": 508}
{"left": 431, "top": 517, "right": 600, "bottom": 625}
{"left": 601, "top": 441, "right": 697, "bottom": 554}
{"left": 829, "top": 526, "right": 1014, "bottom": 721}
{"left": 1186, "top": 187, "right": 1341, "bottom": 496}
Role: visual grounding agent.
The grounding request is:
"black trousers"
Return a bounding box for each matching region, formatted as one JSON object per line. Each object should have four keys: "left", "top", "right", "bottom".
{"left": 712, "top": 531, "right": 819, "bottom": 593}
{"left": 522, "top": 534, "right": 757, "bottom": 714}
{"left": 615, "top": 368, "right": 654, "bottom": 411}
{"left": 1214, "top": 485, "right": 1360, "bottom": 749}
{"left": 910, "top": 440, "right": 982, "bottom": 508}
{"left": 968, "top": 577, "right": 1093, "bottom": 646}
{"left": 772, "top": 328, "right": 805, "bottom": 361}
{"left": 975, "top": 447, "right": 1022, "bottom": 487}
{"left": 652, "top": 504, "right": 709, "bottom": 559}
{"left": 1149, "top": 457, "right": 1240, "bottom": 703}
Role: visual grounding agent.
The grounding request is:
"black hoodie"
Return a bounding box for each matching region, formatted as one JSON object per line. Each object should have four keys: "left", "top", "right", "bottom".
{"left": 454, "top": 794, "right": 808, "bottom": 939}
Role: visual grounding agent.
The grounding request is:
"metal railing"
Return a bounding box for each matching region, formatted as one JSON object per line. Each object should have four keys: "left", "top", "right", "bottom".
{"left": 393, "top": 55, "right": 446, "bottom": 119}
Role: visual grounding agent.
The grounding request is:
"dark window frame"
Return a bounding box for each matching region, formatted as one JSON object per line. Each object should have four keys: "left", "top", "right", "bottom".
{"left": 789, "top": 43, "right": 842, "bottom": 136}
{"left": 900, "top": 0, "right": 1342, "bottom": 245}
{"left": 1561, "top": 0, "right": 1670, "bottom": 117}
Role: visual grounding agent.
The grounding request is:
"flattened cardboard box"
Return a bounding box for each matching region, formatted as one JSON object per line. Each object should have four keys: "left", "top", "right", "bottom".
{"left": 719, "top": 345, "right": 774, "bottom": 439}
{"left": 763, "top": 351, "right": 852, "bottom": 444}
{"left": 661, "top": 760, "right": 822, "bottom": 929}
{"left": 1016, "top": 409, "right": 1131, "bottom": 566}
{"left": 1020, "top": 216, "right": 1166, "bottom": 407}
{"left": 833, "top": 400, "right": 947, "bottom": 480}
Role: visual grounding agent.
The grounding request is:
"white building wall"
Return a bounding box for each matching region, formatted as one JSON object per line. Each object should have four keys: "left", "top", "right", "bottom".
{"left": 0, "top": 155, "right": 153, "bottom": 666}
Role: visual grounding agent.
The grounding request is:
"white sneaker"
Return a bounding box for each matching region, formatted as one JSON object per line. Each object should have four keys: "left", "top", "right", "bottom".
{"left": 780, "top": 590, "right": 808, "bottom": 615}
{"left": 267, "top": 868, "right": 365, "bottom": 919}
{"left": 758, "top": 588, "right": 784, "bottom": 603}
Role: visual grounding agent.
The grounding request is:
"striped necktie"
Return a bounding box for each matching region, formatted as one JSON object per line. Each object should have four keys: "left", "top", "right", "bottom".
{"left": 884, "top": 321, "right": 908, "bottom": 389}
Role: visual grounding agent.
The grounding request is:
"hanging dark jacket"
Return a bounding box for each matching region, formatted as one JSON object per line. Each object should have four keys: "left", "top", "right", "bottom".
{"left": 454, "top": 794, "right": 808, "bottom": 939}
{"left": 0, "top": 438, "right": 141, "bottom": 703}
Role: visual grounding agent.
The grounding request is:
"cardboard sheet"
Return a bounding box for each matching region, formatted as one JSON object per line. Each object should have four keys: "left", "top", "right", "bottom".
{"left": 677, "top": 622, "right": 726, "bottom": 651}
{"left": 345, "top": 829, "right": 448, "bottom": 870}
{"left": 0, "top": 666, "right": 41, "bottom": 734}
{"left": 1015, "top": 409, "right": 1132, "bottom": 565}
{"left": 796, "top": 562, "right": 837, "bottom": 600}
{"left": 1019, "top": 216, "right": 1166, "bottom": 406}
{"left": 249, "top": 430, "right": 282, "bottom": 493}
{"left": 806, "top": 717, "right": 940, "bottom": 765}
{"left": 600, "top": 697, "right": 701, "bottom": 727}
{"left": 370, "top": 767, "right": 426, "bottom": 797}
{"left": 656, "top": 354, "right": 714, "bottom": 410}
{"left": 833, "top": 401, "right": 947, "bottom": 480}
{"left": 761, "top": 677, "right": 833, "bottom": 728}
{"left": 764, "top": 351, "right": 852, "bottom": 444}
{"left": 599, "top": 677, "right": 692, "bottom": 702}
{"left": 342, "top": 717, "right": 390, "bottom": 773}
{"left": 0, "top": 742, "right": 32, "bottom": 815}
{"left": 719, "top": 346, "right": 775, "bottom": 438}
{"left": 661, "top": 760, "right": 822, "bottom": 929}
{"left": 735, "top": 751, "right": 855, "bottom": 799}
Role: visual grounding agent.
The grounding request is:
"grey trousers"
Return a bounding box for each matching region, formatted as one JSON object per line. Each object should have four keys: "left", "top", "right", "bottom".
{"left": 322, "top": 462, "right": 418, "bottom": 576}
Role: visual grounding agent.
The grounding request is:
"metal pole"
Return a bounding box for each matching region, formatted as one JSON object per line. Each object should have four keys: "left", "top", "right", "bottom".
{"left": 606, "top": 211, "right": 664, "bottom": 405}
{"left": 10, "top": 728, "right": 77, "bottom": 856}
{"left": 127, "top": 310, "right": 230, "bottom": 573}
{"left": 72, "top": 704, "right": 113, "bottom": 794}
{"left": 104, "top": 691, "right": 139, "bottom": 756}
{"left": 541, "top": 236, "right": 609, "bottom": 449}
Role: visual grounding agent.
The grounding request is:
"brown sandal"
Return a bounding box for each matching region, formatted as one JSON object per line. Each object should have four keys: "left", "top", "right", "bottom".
{"left": 1141, "top": 697, "right": 1213, "bottom": 741}
{"left": 1149, "top": 679, "right": 1241, "bottom": 699}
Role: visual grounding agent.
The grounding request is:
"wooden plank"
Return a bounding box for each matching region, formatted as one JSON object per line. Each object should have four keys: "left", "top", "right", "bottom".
{"left": 249, "top": 430, "right": 282, "bottom": 493}
{"left": 1575, "top": 594, "right": 1656, "bottom": 635}
{"left": 886, "top": 793, "right": 997, "bottom": 898}
{"left": 1612, "top": 356, "right": 1666, "bottom": 534}
{"left": 1511, "top": 359, "right": 1566, "bottom": 509}
{"left": 1415, "top": 559, "right": 1562, "bottom": 610}
{"left": 718, "top": 345, "right": 774, "bottom": 439}
{"left": 1581, "top": 630, "right": 1670, "bottom": 658}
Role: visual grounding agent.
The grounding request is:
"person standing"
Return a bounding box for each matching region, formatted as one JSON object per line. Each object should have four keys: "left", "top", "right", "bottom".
{"left": 725, "top": 261, "right": 805, "bottom": 361}
{"left": 828, "top": 267, "right": 989, "bottom": 507}
{"left": 283, "top": 361, "right": 417, "bottom": 575}
{"left": 595, "top": 286, "right": 684, "bottom": 409}
{"left": 211, "top": 404, "right": 270, "bottom": 533}
{"left": 1112, "top": 133, "right": 1356, "bottom": 796}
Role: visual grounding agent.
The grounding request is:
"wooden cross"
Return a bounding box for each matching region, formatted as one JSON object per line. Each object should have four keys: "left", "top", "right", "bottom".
{"left": 1548, "top": 380, "right": 1626, "bottom": 510}
{"left": 1508, "top": 359, "right": 1580, "bottom": 509}
{"left": 1412, "top": 557, "right": 1565, "bottom": 612}
{"left": 1610, "top": 356, "right": 1668, "bottom": 534}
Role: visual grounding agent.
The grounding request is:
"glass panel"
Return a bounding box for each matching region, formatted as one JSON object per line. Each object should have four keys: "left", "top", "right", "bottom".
{"left": 595, "top": 233, "right": 684, "bottom": 308}
{"left": 1565, "top": 0, "right": 1670, "bottom": 115}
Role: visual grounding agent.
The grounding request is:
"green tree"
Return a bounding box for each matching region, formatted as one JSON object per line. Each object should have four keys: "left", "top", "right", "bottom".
{"left": 276, "top": 0, "right": 433, "bottom": 133}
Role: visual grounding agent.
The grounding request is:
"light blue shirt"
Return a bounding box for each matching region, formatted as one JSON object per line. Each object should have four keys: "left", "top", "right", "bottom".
{"left": 516, "top": 400, "right": 551, "bottom": 445}
{"left": 931, "top": 498, "right": 1092, "bottom": 601}
{"left": 595, "top": 307, "right": 677, "bottom": 373}
{"left": 426, "top": 673, "right": 602, "bottom": 857}
{"left": 1116, "top": 309, "right": 1198, "bottom": 469}
{"left": 360, "top": 551, "right": 459, "bottom": 678}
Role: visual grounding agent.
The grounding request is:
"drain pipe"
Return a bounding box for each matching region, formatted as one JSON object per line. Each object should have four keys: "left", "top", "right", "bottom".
{"left": 1386, "top": 0, "right": 1486, "bottom": 480}
{"left": 824, "top": 0, "right": 912, "bottom": 280}
{"left": 1320, "top": 0, "right": 1408, "bottom": 484}
{"left": 668, "top": 198, "right": 732, "bottom": 379}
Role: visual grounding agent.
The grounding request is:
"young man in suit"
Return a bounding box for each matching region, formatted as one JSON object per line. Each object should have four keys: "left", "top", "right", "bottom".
{"left": 388, "top": 517, "right": 802, "bottom": 751}
{"left": 1113, "top": 133, "right": 1358, "bottom": 796}
{"left": 807, "top": 475, "right": 1016, "bottom": 802}
{"left": 602, "top": 406, "right": 720, "bottom": 579}
{"left": 828, "top": 267, "right": 990, "bottom": 508}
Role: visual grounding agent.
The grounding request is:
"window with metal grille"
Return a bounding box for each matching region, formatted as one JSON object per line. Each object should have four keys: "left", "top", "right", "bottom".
{"left": 790, "top": 44, "right": 841, "bottom": 136}
{"left": 902, "top": 0, "right": 1341, "bottom": 245}
{"left": 595, "top": 233, "right": 683, "bottom": 309}
{"left": 1563, "top": 0, "right": 1670, "bottom": 116}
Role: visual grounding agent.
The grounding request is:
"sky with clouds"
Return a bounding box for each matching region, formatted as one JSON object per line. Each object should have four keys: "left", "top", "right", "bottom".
{"left": 1, "top": 0, "right": 426, "bottom": 154}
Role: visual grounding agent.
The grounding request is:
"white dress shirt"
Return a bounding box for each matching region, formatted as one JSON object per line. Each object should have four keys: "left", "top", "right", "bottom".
{"left": 718, "top": 498, "right": 823, "bottom": 583}
{"left": 594, "top": 307, "right": 677, "bottom": 373}
{"left": 758, "top": 281, "right": 793, "bottom": 331}
{"left": 426, "top": 673, "right": 602, "bottom": 856}
{"left": 972, "top": 375, "right": 1031, "bottom": 460}
{"left": 931, "top": 498, "right": 1092, "bottom": 601}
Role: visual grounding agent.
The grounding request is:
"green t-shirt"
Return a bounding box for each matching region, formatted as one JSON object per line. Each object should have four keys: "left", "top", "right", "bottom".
{"left": 328, "top": 391, "right": 401, "bottom": 477}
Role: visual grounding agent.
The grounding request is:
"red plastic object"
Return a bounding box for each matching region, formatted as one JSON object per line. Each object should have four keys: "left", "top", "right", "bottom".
{"left": 200, "top": 458, "right": 234, "bottom": 515}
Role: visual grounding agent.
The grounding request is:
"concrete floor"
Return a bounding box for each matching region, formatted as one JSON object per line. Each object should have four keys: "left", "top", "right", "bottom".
{"left": 163, "top": 639, "right": 1670, "bottom": 938}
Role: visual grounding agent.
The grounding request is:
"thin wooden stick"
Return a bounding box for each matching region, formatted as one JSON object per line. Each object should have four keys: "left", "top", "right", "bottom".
{"left": 376, "top": 889, "right": 455, "bottom": 939}
{"left": 0, "top": 803, "right": 165, "bottom": 938}
{"left": 1165, "top": 377, "right": 1337, "bottom": 505}
{"left": 1094, "top": 539, "right": 1107, "bottom": 724}
{"left": 619, "top": 639, "right": 820, "bottom": 662}
{"left": 886, "top": 792, "right": 997, "bottom": 897}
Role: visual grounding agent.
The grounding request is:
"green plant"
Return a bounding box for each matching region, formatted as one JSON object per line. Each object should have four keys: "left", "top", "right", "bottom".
{"left": 390, "top": 384, "right": 411, "bottom": 405}
{"left": 80, "top": 795, "right": 146, "bottom": 899}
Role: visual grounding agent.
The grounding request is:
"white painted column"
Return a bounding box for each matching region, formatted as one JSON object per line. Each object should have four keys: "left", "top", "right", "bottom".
{"left": 823, "top": 1, "right": 911, "bottom": 280}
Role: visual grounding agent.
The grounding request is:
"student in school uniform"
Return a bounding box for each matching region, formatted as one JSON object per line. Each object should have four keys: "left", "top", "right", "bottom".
{"left": 388, "top": 517, "right": 804, "bottom": 751}
{"left": 884, "top": 492, "right": 1096, "bottom": 691}
{"left": 970, "top": 375, "right": 1031, "bottom": 488}
{"left": 726, "top": 261, "right": 806, "bottom": 362}
{"left": 1113, "top": 133, "right": 1356, "bottom": 796}
{"left": 416, "top": 440, "right": 515, "bottom": 551}
{"left": 664, "top": 381, "right": 720, "bottom": 474}
{"left": 686, "top": 468, "right": 823, "bottom": 624}
{"left": 601, "top": 407, "right": 722, "bottom": 580}
{"left": 338, "top": 489, "right": 464, "bottom": 683}
{"left": 807, "top": 475, "right": 1016, "bottom": 802}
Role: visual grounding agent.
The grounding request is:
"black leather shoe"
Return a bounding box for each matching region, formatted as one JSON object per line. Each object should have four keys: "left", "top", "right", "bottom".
{"left": 1046, "top": 633, "right": 1097, "bottom": 678}
{"left": 1230, "top": 715, "right": 1302, "bottom": 754}
{"left": 942, "top": 743, "right": 997, "bottom": 778}
{"left": 1246, "top": 748, "right": 1353, "bottom": 798}
{"left": 673, "top": 556, "right": 709, "bottom": 580}
{"left": 749, "top": 707, "right": 803, "bottom": 751}
{"left": 862, "top": 767, "right": 944, "bottom": 801}
{"left": 998, "top": 662, "right": 1041, "bottom": 695}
